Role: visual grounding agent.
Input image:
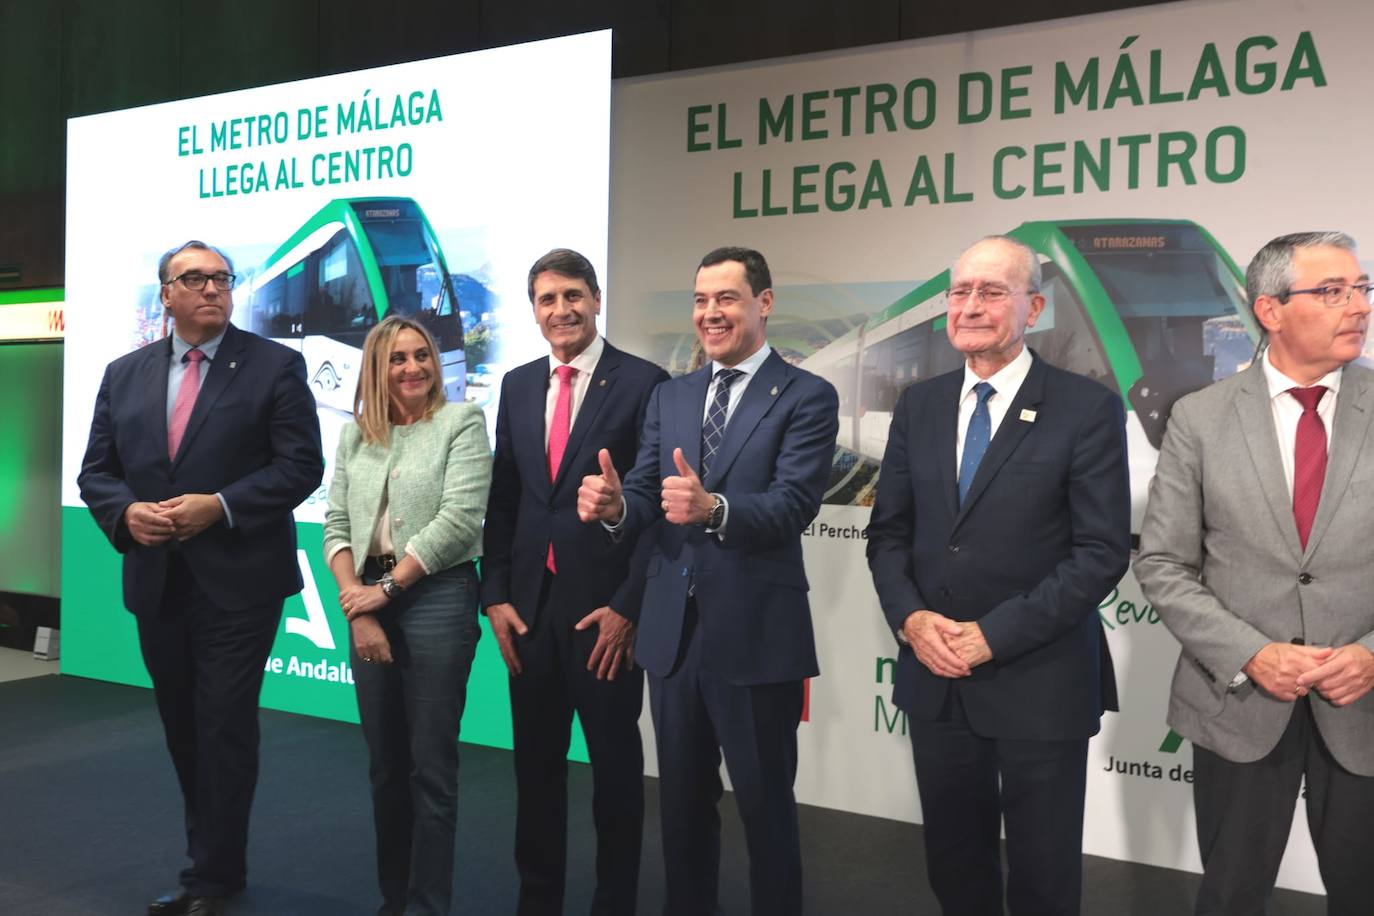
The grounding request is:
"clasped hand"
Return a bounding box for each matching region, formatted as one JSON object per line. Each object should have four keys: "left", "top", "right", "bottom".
{"left": 123, "top": 494, "right": 224, "bottom": 545}
{"left": 1246, "top": 642, "right": 1374, "bottom": 706}
{"left": 902, "top": 610, "right": 992, "bottom": 678}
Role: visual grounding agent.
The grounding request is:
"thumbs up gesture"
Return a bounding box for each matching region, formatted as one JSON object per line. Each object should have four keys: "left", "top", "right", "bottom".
{"left": 578, "top": 448, "right": 624, "bottom": 524}
{"left": 662, "top": 447, "right": 714, "bottom": 526}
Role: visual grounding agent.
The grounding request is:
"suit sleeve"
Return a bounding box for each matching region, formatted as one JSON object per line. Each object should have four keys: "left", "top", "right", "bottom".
{"left": 76, "top": 365, "right": 137, "bottom": 552}
{"left": 865, "top": 385, "right": 932, "bottom": 634}
{"left": 406, "top": 404, "right": 492, "bottom": 574}
{"left": 619, "top": 382, "right": 667, "bottom": 538}
{"left": 217, "top": 349, "right": 324, "bottom": 532}
{"left": 480, "top": 376, "right": 520, "bottom": 609}
{"left": 977, "top": 389, "right": 1132, "bottom": 663}
{"left": 606, "top": 365, "right": 670, "bottom": 621}
{"left": 713, "top": 375, "right": 839, "bottom": 550}
{"left": 1135, "top": 396, "right": 1271, "bottom": 683}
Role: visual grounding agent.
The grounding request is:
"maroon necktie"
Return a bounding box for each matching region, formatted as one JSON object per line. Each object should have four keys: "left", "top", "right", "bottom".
{"left": 1289, "top": 386, "right": 1328, "bottom": 550}
{"left": 546, "top": 364, "right": 576, "bottom": 573}
{"left": 168, "top": 348, "right": 204, "bottom": 458}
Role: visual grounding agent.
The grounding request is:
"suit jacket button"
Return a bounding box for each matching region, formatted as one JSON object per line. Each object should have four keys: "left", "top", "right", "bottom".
{"left": 391, "top": 469, "right": 401, "bottom": 479}
{"left": 1298, "top": 573, "right": 1313, "bottom": 585}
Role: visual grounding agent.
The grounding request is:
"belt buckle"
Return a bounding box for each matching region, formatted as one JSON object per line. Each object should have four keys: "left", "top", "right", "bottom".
{"left": 376, "top": 553, "right": 398, "bottom": 571}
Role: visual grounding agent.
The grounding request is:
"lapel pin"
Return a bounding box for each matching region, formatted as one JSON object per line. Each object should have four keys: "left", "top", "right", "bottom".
{"left": 770, "top": 385, "right": 779, "bottom": 396}
{"left": 229, "top": 361, "right": 237, "bottom": 369}
{"left": 1019, "top": 408, "right": 1036, "bottom": 422}
{"left": 599, "top": 378, "right": 606, "bottom": 387}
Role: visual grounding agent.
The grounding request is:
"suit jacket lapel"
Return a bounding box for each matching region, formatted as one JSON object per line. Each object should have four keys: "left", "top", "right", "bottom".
{"left": 553, "top": 345, "right": 619, "bottom": 492}
{"left": 1303, "top": 366, "right": 1374, "bottom": 558}
{"left": 1234, "top": 363, "right": 1304, "bottom": 563}
{"left": 142, "top": 336, "right": 173, "bottom": 466}
{"left": 704, "top": 350, "right": 789, "bottom": 488}
{"left": 679, "top": 364, "right": 712, "bottom": 475}
{"left": 518, "top": 361, "right": 552, "bottom": 498}
{"left": 954, "top": 354, "right": 1046, "bottom": 526}
{"left": 933, "top": 372, "right": 961, "bottom": 520}
{"left": 172, "top": 326, "right": 244, "bottom": 471}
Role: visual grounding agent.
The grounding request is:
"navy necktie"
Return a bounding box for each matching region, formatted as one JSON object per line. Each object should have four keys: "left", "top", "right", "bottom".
{"left": 701, "top": 368, "right": 743, "bottom": 481}
{"left": 958, "top": 381, "right": 996, "bottom": 506}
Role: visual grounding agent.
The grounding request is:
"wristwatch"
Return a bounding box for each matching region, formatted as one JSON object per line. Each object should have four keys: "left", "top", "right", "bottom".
{"left": 705, "top": 493, "right": 726, "bottom": 530}
{"left": 378, "top": 572, "right": 404, "bottom": 599}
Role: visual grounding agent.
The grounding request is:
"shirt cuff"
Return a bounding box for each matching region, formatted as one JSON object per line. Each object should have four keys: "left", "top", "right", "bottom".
{"left": 216, "top": 493, "right": 234, "bottom": 528}
{"left": 601, "top": 496, "right": 629, "bottom": 535}
{"left": 1228, "top": 671, "right": 1249, "bottom": 691}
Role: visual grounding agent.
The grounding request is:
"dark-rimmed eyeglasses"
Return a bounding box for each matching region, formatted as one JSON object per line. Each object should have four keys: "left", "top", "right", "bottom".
{"left": 170, "top": 271, "right": 237, "bottom": 291}
{"left": 1283, "top": 282, "right": 1374, "bottom": 308}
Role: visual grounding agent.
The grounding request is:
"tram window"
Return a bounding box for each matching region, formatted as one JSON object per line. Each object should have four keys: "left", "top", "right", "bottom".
{"left": 313, "top": 230, "right": 376, "bottom": 335}
{"left": 1027, "top": 264, "right": 1117, "bottom": 393}
{"left": 363, "top": 220, "right": 452, "bottom": 317}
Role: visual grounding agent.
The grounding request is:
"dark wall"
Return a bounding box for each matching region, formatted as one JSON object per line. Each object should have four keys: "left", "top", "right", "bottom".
{"left": 0, "top": 0, "right": 1168, "bottom": 290}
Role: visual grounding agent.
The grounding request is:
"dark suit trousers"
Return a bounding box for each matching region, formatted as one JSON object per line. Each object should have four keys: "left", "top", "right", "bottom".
{"left": 1192, "top": 697, "right": 1374, "bottom": 916}
{"left": 135, "top": 553, "right": 282, "bottom": 896}
{"left": 908, "top": 686, "right": 1088, "bottom": 916}
{"left": 648, "top": 600, "right": 805, "bottom": 916}
{"left": 509, "top": 570, "right": 645, "bottom": 916}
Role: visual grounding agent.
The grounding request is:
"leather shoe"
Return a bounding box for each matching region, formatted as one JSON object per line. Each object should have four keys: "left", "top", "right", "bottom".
{"left": 148, "top": 888, "right": 229, "bottom": 915}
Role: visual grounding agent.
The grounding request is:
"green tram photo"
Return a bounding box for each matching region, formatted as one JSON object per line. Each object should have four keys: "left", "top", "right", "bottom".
{"left": 243, "top": 196, "right": 466, "bottom": 414}
{"left": 802, "top": 219, "right": 1260, "bottom": 527}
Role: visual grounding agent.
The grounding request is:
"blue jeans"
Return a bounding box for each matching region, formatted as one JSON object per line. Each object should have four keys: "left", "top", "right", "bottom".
{"left": 353, "top": 560, "right": 480, "bottom": 916}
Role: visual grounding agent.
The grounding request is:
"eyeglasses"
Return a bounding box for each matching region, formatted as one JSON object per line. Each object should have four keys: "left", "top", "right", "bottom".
{"left": 170, "top": 271, "right": 237, "bottom": 291}
{"left": 1284, "top": 282, "right": 1374, "bottom": 308}
{"left": 945, "top": 285, "right": 1034, "bottom": 305}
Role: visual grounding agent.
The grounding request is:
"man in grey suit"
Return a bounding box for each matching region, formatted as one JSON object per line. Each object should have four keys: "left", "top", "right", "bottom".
{"left": 1136, "top": 231, "right": 1374, "bottom": 914}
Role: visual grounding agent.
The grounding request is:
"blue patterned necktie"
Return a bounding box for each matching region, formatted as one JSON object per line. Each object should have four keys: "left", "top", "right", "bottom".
{"left": 701, "top": 368, "right": 743, "bottom": 481}
{"left": 958, "top": 381, "right": 996, "bottom": 506}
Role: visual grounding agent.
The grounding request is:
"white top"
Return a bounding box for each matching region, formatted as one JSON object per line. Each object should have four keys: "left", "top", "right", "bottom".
{"left": 545, "top": 335, "right": 605, "bottom": 447}
{"left": 956, "top": 345, "right": 1033, "bottom": 475}
{"left": 1261, "top": 350, "right": 1341, "bottom": 499}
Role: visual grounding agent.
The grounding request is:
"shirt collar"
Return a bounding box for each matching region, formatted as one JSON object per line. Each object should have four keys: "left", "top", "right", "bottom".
{"left": 172, "top": 327, "right": 226, "bottom": 363}
{"left": 1262, "top": 349, "right": 1343, "bottom": 402}
{"left": 712, "top": 341, "right": 771, "bottom": 379}
{"left": 961, "top": 344, "right": 1033, "bottom": 401}
{"left": 548, "top": 334, "right": 604, "bottom": 378}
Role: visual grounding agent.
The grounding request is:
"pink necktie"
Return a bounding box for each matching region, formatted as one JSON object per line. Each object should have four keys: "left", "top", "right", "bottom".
{"left": 168, "top": 348, "right": 205, "bottom": 458}
{"left": 546, "top": 365, "right": 576, "bottom": 573}
{"left": 1289, "top": 386, "right": 1327, "bottom": 550}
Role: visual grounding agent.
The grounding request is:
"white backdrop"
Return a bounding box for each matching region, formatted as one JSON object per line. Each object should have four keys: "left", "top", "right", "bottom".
{"left": 608, "top": 0, "right": 1374, "bottom": 893}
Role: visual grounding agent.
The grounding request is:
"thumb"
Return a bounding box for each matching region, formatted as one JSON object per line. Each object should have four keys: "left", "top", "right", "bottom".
{"left": 574, "top": 607, "right": 603, "bottom": 631}
{"left": 672, "top": 447, "right": 697, "bottom": 479}
{"left": 598, "top": 448, "right": 620, "bottom": 484}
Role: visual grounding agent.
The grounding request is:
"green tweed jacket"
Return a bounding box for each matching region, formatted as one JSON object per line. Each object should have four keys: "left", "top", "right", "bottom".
{"left": 323, "top": 401, "right": 491, "bottom": 576}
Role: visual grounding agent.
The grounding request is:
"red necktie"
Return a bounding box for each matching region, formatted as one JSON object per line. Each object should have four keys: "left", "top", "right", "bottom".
{"left": 1290, "top": 386, "right": 1328, "bottom": 550}
{"left": 168, "top": 348, "right": 204, "bottom": 458}
{"left": 546, "top": 364, "right": 576, "bottom": 573}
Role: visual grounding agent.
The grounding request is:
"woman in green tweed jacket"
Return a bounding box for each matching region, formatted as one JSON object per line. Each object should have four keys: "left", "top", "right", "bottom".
{"left": 323, "top": 315, "right": 491, "bottom": 916}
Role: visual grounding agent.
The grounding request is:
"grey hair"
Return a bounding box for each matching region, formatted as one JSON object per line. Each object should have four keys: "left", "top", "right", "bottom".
{"left": 157, "top": 240, "right": 235, "bottom": 284}
{"left": 1245, "top": 231, "right": 1356, "bottom": 305}
{"left": 954, "top": 235, "right": 1041, "bottom": 293}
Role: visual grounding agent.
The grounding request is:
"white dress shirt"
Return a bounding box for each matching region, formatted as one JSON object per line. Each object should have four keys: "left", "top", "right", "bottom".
{"left": 545, "top": 335, "right": 604, "bottom": 447}
{"left": 955, "top": 345, "right": 1033, "bottom": 476}
{"left": 1261, "top": 350, "right": 1341, "bottom": 499}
